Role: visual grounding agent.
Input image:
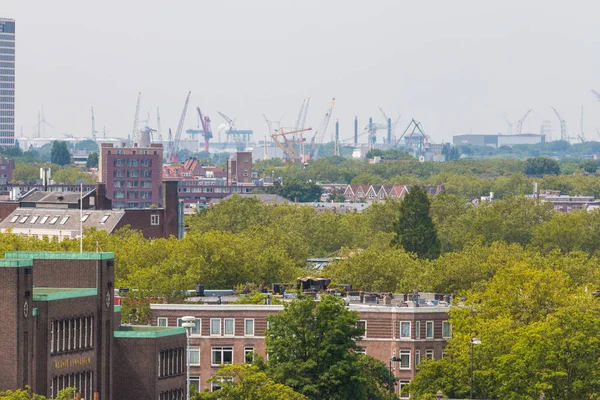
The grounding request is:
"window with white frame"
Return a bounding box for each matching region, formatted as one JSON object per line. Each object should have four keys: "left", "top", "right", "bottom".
{"left": 210, "top": 319, "right": 221, "bottom": 336}
{"left": 157, "top": 317, "right": 168, "bottom": 327}
{"left": 399, "top": 350, "right": 410, "bottom": 369}
{"left": 151, "top": 214, "right": 159, "bottom": 225}
{"left": 426, "top": 321, "right": 434, "bottom": 339}
{"left": 425, "top": 349, "right": 434, "bottom": 360}
{"left": 399, "top": 380, "right": 410, "bottom": 399}
{"left": 189, "top": 346, "right": 200, "bottom": 366}
{"left": 177, "top": 318, "right": 200, "bottom": 335}
{"left": 357, "top": 320, "right": 367, "bottom": 338}
{"left": 415, "top": 349, "right": 421, "bottom": 367}
{"left": 189, "top": 376, "right": 200, "bottom": 392}
{"left": 244, "top": 347, "right": 254, "bottom": 364}
{"left": 356, "top": 347, "right": 366, "bottom": 355}
{"left": 211, "top": 347, "right": 233, "bottom": 366}
{"left": 400, "top": 321, "right": 411, "bottom": 339}
{"left": 211, "top": 376, "right": 233, "bottom": 392}
{"left": 442, "top": 321, "right": 452, "bottom": 338}
{"left": 415, "top": 321, "right": 421, "bottom": 339}
{"left": 244, "top": 319, "right": 254, "bottom": 336}
{"left": 224, "top": 318, "right": 234, "bottom": 336}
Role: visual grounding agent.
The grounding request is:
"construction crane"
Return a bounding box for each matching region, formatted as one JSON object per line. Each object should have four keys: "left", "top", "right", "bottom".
{"left": 591, "top": 89, "right": 600, "bottom": 102}
{"left": 196, "top": 107, "right": 213, "bottom": 152}
{"left": 293, "top": 99, "right": 306, "bottom": 132}
{"left": 131, "top": 92, "right": 141, "bottom": 144}
{"left": 515, "top": 109, "right": 533, "bottom": 134}
{"left": 551, "top": 107, "right": 568, "bottom": 142}
{"left": 168, "top": 91, "right": 191, "bottom": 162}
{"left": 395, "top": 119, "right": 430, "bottom": 155}
{"left": 271, "top": 127, "right": 312, "bottom": 161}
{"left": 308, "top": 98, "right": 335, "bottom": 159}
{"left": 156, "top": 107, "right": 163, "bottom": 142}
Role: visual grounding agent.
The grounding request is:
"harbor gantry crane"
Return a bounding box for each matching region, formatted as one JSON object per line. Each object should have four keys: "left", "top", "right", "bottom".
{"left": 271, "top": 127, "right": 312, "bottom": 162}
{"left": 167, "top": 91, "right": 191, "bottom": 162}
{"left": 131, "top": 92, "right": 141, "bottom": 144}
{"left": 308, "top": 98, "right": 335, "bottom": 159}
{"left": 395, "top": 119, "right": 430, "bottom": 155}
{"left": 196, "top": 107, "right": 213, "bottom": 152}
{"left": 551, "top": 107, "right": 568, "bottom": 142}
{"left": 515, "top": 109, "right": 533, "bottom": 134}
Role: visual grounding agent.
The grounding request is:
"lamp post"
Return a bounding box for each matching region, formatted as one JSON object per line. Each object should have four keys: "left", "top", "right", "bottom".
{"left": 389, "top": 356, "right": 402, "bottom": 399}
{"left": 470, "top": 338, "right": 481, "bottom": 400}
{"left": 182, "top": 316, "right": 196, "bottom": 400}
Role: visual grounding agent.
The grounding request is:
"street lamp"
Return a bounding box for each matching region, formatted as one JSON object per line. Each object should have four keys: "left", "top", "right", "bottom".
{"left": 182, "top": 315, "right": 196, "bottom": 400}
{"left": 470, "top": 338, "right": 482, "bottom": 400}
{"left": 389, "top": 356, "right": 402, "bottom": 399}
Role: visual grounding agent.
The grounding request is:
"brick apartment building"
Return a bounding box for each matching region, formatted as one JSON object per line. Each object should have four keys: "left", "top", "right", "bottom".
{"left": 226, "top": 152, "right": 252, "bottom": 185}
{"left": 150, "top": 294, "right": 451, "bottom": 398}
{"left": 0, "top": 181, "right": 183, "bottom": 239}
{"left": 0, "top": 155, "right": 15, "bottom": 185}
{"left": 99, "top": 143, "right": 163, "bottom": 208}
{"left": 0, "top": 251, "right": 186, "bottom": 400}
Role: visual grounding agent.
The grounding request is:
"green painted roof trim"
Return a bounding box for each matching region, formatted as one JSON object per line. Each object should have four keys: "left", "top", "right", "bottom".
{"left": 5, "top": 251, "right": 114, "bottom": 261}
{"left": 0, "top": 258, "right": 33, "bottom": 268}
{"left": 114, "top": 305, "right": 121, "bottom": 313}
{"left": 114, "top": 325, "right": 186, "bottom": 339}
{"left": 33, "top": 287, "right": 97, "bottom": 301}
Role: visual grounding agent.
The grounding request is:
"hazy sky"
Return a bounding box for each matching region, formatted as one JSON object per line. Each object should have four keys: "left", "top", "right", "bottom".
{"left": 3, "top": 0, "right": 600, "bottom": 144}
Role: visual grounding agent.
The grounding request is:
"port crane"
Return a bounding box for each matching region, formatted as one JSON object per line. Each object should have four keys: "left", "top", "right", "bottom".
{"left": 167, "top": 91, "right": 191, "bottom": 162}
{"left": 308, "top": 98, "right": 335, "bottom": 159}
{"left": 515, "top": 109, "right": 533, "bottom": 135}
{"left": 272, "top": 127, "right": 311, "bottom": 162}
{"left": 551, "top": 107, "right": 568, "bottom": 142}
{"left": 395, "top": 119, "right": 430, "bottom": 155}
{"left": 196, "top": 107, "right": 213, "bottom": 152}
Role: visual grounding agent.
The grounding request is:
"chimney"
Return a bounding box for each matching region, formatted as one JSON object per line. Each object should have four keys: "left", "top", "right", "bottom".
{"left": 162, "top": 180, "right": 180, "bottom": 238}
{"left": 95, "top": 183, "right": 112, "bottom": 210}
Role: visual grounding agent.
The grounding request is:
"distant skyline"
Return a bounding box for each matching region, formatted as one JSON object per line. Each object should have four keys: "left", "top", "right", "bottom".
{"left": 3, "top": 0, "right": 600, "bottom": 145}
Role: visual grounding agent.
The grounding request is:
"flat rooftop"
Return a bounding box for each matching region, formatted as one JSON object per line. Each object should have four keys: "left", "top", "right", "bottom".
{"left": 5, "top": 251, "right": 114, "bottom": 260}
{"left": 114, "top": 325, "right": 186, "bottom": 339}
{"left": 33, "top": 287, "right": 97, "bottom": 302}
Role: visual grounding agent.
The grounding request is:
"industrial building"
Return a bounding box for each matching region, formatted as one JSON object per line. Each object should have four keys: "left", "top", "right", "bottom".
{"left": 0, "top": 18, "right": 15, "bottom": 148}
{"left": 452, "top": 133, "right": 545, "bottom": 148}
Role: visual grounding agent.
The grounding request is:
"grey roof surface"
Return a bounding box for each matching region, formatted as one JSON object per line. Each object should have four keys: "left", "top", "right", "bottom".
{"left": 0, "top": 207, "right": 124, "bottom": 233}
{"left": 20, "top": 190, "right": 94, "bottom": 205}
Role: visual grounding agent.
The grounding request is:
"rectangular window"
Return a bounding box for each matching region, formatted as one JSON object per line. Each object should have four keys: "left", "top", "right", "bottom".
{"left": 114, "top": 191, "right": 125, "bottom": 199}
{"left": 127, "top": 159, "right": 138, "bottom": 167}
{"left": 442, "top": 321, "right": 452, "bottom": 338}
{"left": 100, "top": 215, "right": 110, "bottom": 224}
{"left": 29, "top": 216, "right": 39, "bottom": 224}
{"left": 244, "top": 319, "right": 254, "bottom": 336}
{"left": 189, "top": 347, "right": 200, "bottom": 366}
{"left": 224, "top": 318, "right": 234, "bottom": 336}
{"left": 59, "top": 216, "right": 69, "bottom": 225}
{"left": 49, "top": 216, "right": 60, "bottom": 225}
{"left": 141, "top": 159, "right": 152, "bottom": 167}
{"left": 426, "top": 321, "right": 434, "bottom": 339}
{"left": 210, "top": 319, "right": 221, "bottom": 336}
{"left": 18, "top": 215, "right": 28, "bottom": 223}
{"left": 399, "top": 350, "right": 410, "bottom": 369}
{"left": 151, "top": 215, "right": 159, "bottom": 225}
{"left": 415, "top": 321, "right": 421, "bottom": 339}
{"left": 81, "top": 214, "right": 90, "bottom": 222}
{"left": 211, "top": 347, "right": 233, "bottom": 366}
{"left": 141, "top": 170, "right": 152, "bottom": 178}
{"left": 244, "top": 347, "right": 254, "bottom": 364}
{"left": 9, "top": 214, "right": 18, "bottom": 223}
{"left": 157, "top": 317, "right": 168, "bottom": 327}
{"left": 415, "top": 349, "right": 421, "bottom": 366}
{"left": 211, "top": 377, "right": 233, "bottom": 392}
{"left": 356, "top": 347, "right": 366, "bottom": 355}
{"left": 357, "top": 320, "right": 367, "bottom": 338}
{"left": 115, "top": 159, "right": 125, "bottom": 167}
{"left": 141, "top": 181, "right": 152, "bottom": 188}
{"left": 177, "top": 318, "right": 200, "bottom": 334}
{"left": 400, "top": 321, "right": 411, "bottom": 339}
{"left": 425, "top": 349, "right": 434, "bottom": 360}
{"left": 128, "top": 170, "right": 139, "bottom": 178}
{"left": 189, "top": 376, "right": 200, "bottom": 392}
{"left": 399, "top": 380, "right": 411, "bottom": 399}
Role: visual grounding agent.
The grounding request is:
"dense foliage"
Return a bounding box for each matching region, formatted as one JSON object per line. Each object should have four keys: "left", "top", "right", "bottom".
{"left": 50, "top": 141, "right": 71, "bottom": 166}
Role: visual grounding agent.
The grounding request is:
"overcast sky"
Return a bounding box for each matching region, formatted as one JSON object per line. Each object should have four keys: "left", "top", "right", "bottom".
{"left": 3, "top": 0, "right": 600, "bottom": 144}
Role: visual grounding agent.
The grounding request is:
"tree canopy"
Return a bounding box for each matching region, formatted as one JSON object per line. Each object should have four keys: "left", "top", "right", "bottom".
{"left": 50, "top": 141, "right": 71, "bottom": 166}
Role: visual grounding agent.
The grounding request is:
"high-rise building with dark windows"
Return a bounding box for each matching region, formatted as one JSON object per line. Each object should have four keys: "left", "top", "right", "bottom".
{"left": 0, "top": 18, "right": 15, "bottom": 148}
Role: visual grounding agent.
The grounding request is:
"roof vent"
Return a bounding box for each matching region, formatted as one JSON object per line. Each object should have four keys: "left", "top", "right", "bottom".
{"left": 57, "top": 195, "right": 64, "bottom": 201}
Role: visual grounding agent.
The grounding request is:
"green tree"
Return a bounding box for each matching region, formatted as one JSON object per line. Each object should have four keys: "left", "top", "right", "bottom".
{"left": 86, "top": 152, "right": 99, "bottom": 168}
{"left": 525, "top": 156, "right": 560, "bottom": 175}
{"left": 50, "top": 141, "right": 71, "bottom": 166}
{"left": 266, "top": 295, "right": 376, "bottom": 400}
{"left": 582, "top": 159, "right": 598, "bottom": 173}
{"left": 391, "top": 186, "right": 440, "bottom": 259}
{"left": 0, "top": 386, "right": 75, "bottom": 400}
{"left": 192, "top": 364, "right": 307, "bottom": 400}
